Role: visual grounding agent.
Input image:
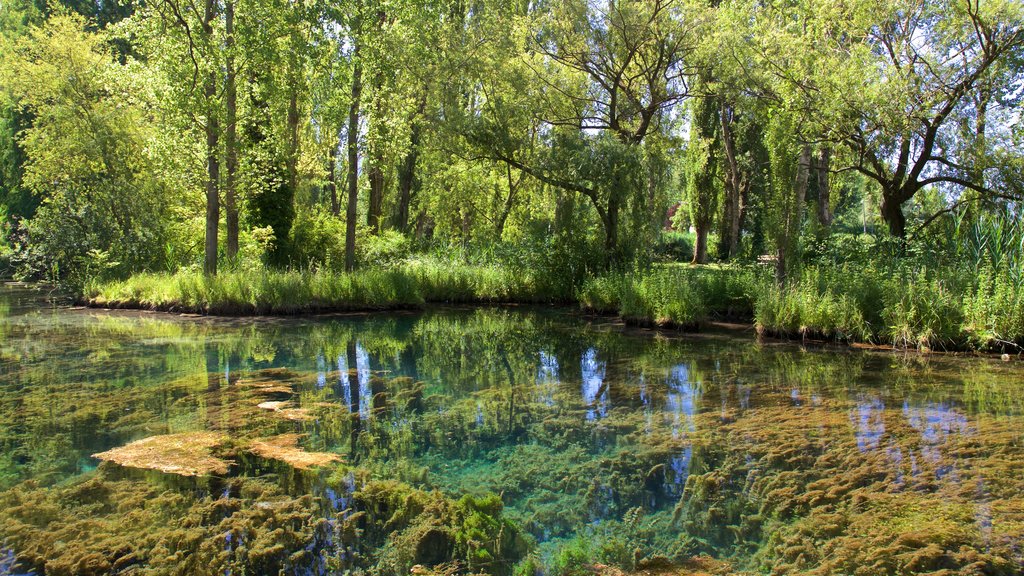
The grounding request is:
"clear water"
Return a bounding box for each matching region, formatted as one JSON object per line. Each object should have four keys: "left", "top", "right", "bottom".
{"left": 0, "top": 283, "right": 1022, "bottom": 575}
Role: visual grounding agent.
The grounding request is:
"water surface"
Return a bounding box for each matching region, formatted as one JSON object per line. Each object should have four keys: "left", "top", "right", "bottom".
{"left": 0, "top": 284, "right": 1022, "bottom": 575}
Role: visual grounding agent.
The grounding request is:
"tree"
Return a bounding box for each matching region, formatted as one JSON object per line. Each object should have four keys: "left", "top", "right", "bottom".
{"left": 738, "top": 0, "right": 1024, "bottom": 238}
{"left": 344, "top": 25, "right": 362, "bottom": 272}
{"left": 467, "top": 0, "right": 702, "bottom": 266}
{"left": 1, "top": 14, "right": 174, "bottom": 282}
{"left": 844, "top": 1, "right": 1024, "bottom": 237}
{"left": 684, "top": 73, "right": 720, "bottom": 264}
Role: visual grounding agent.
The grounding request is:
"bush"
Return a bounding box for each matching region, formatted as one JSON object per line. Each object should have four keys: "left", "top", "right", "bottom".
{"left": 963, "top": 268, "right": 1024, "bottom": 350}
{"left": 287, "top": 210, "right": 347, "bottom": 271}
{"left": 652, "top": 231, "right": 694, "bottom": 263}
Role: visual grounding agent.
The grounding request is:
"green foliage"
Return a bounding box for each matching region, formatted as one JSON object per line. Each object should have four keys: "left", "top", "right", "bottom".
{"left": 359, "top": 229, "right": 411, "bottom": 267}
{"left": 287, "top": 210, "right": 347, "bottom": 270}
{"left": 579, "top": 266, "right": 759, "bottom": 328}
{"left": 653, "top": 231, "right": 695, "bottom": 263}
{"left": 88, "top": 259, "right": 575, "bottom": 314}
{"left": 1, "top": 14, "right": 175, "bottom": 287}
{"left": 963, "top": 267, "right": 1024, "bottom": 350}
{"left": 754, "top": 230, "right": 1024, "bottom": 351}
{"left": 246, "top": 149, "right": 294, "bottom": 268}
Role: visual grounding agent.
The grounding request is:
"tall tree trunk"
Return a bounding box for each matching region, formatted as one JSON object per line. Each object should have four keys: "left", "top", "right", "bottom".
{"left": 494, "top": 165, "right": 519, "bottom": 240}
{"left": 365, "top": 9, "right": 387, "bottom": 235}
{"left": 328, "top": 133, "right": 340, "bottom": 216}
{"left": 224, "top": 0, "right": 238, "bottom": 260}
{"left": 604, "top": 198, "right": 620, "bottom": 269}
{"left": 685, "top": 80, "right": 719, "bottom": 266}
{"left": 815, "top": 147, "right": 832, "bottom": 235}
{"left": 345, "top": 56, "right": 363, "bottom": 273}
{"left": 777, "top": 145, "right": 811, "bottom": 282}
{"left": 367, "top": 163, "right": 384, "bottom": 234}
{"left": 203, "top": 0, "right": 219, "bottom": 276}
{"left": 719, "top": 101, "right": 741, "bottom": 260}
{"left": 286, "top": 67, "right": 300, "bottom": 205}
{"left": 394, "top": 98, "right": 425, "bottom": 233}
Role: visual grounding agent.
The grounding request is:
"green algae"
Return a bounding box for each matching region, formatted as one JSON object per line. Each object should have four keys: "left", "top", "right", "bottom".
{"left": 2, "top": 287, "right": 1024, "bottom": 575}
{"left": 669, "top": 395, "right": 1024, "bottom": 575}
{"left": 92, "top": 432, "right": 231, "bottom": 476}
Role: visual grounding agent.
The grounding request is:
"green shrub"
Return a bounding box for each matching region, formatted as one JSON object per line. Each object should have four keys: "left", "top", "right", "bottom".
{"left": 653, "top": 231, "right": 694, "bottom": 263}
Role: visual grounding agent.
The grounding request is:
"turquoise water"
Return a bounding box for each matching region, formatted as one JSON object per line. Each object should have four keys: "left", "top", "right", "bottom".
{"left": 0, "top": 283, "right": 1022, "bottom": 575}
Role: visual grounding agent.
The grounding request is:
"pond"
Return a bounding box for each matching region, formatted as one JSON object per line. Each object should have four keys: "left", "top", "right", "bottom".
{"left": 0, "top": 283, "right": 1022, "bottom": 575}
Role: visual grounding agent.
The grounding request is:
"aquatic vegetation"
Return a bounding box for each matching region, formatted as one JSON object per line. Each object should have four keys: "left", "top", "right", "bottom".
{"left": 248, "top": 434, "right": 341, "bottom": 470}
{"left": 92, "top": 432, "right": 231, "bottom": 476}
{"left": 673, "top": 394, "right": 1024, "bottom": 574}
{"left": 3, "top": 287, "right": 1024, "bottom": 575}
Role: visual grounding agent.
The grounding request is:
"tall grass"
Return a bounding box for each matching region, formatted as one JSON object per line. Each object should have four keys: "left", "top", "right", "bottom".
{"left": 752, "top": 212, "right": 1024, "bottom": 351}
{"left": 578, "top": 265, "right": 758, "bottom": 328}
{"left": 88, "top": 259, "right": 565, "bottom": 315}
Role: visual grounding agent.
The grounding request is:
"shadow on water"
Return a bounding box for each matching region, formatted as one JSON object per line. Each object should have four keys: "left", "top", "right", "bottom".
{"left": 0, "top": 283, "right": 1023, "bottom": 575}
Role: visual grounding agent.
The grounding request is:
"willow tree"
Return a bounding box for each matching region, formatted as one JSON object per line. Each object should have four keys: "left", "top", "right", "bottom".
{"left": 739, "top": 0, "right": 1024, "bottom": 239}
{"left": 468, "top": 0, "right": 702, "bottom": 267}
{"left": 765, "top": 113, "right": 810, "bottom": 282}
{"left": 684, "top": 73, "right": 720, "bottom": 264}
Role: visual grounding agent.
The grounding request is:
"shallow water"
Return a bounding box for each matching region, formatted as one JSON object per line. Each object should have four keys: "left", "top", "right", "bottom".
{"left": 0, "top": 283, "right": 1022, "bottom": 575}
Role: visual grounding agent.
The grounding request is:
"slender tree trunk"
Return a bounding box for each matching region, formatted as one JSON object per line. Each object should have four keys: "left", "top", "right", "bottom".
{"left": 366, "top": 91, "right": 384, "bottom": 234}
{"left": 367, "top": 164, "right": 384, "bottom": 234}
{"left": 224, "top": 0, "right": 239, "bottom": 260}
{"left": 367, "top": 91, "right": 384, "bottom": 233}
{"left": 495, "top": 165, "right": 519, "bottom": 240}
{"left": 286, "top": 69, "right": 300, "bottom": 204}
{"left": 203, "top": 0, "right": 219, "bottom": 276}
{"left": 345, "top": 56, "right": 363, "bottom": 272}
{"left": 719, "top": 101, "right": 741, "bottom": 260}
{"left": 776, "top": 145, "right": 811, "bottom": 283}
{"left": 815, "top": 147, "right": 832, "bottom": 235}
{"left": 365, "top": 9, "right": 387, "bottom": 235}
{"left": 328, "top": 133, "right": 340, "bottom": 216}
{"left": 395, "top": 98, "right": 425, "bottom": 233}
{"left": 604, "top": 198, "right": 620, "bottom": 269}
{"left": 780, "top": 145, "right": 811, "bottom": 281}
{"left": 795, "top": 145, "right": 810, "bottom": 218}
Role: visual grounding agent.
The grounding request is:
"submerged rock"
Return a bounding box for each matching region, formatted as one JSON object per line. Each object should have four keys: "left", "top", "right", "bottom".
{"left": 92, "top": 432, "right": 231, "bottom": 476}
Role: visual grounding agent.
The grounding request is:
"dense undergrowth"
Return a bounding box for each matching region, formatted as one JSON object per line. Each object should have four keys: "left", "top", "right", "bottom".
{"left": 87, "top": 216, "right": 1024, "bottom": 354}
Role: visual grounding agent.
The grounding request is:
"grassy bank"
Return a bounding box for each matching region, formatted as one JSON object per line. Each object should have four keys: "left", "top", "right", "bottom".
{"left": 751, "top": 264, "right": 1024, "bottom": 352}
{"left": 576, "top": 262, "right": 1022, "bottom": 353}
{"left": 86, "top": 260, "right": 572, "bottom": 315}
{"left": 578, "top": 265, "right": 758, "bottom": 328}
{"left": 88, "top": 260, "right": 1023, "bottom": 353}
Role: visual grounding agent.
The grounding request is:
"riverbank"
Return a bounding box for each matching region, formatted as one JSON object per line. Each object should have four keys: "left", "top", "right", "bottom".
{"left": 85, "top": 262, "right": 570, "bottom": 315}
{"left": 86, "top": 263, "right": 1024, "bottom": 354}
